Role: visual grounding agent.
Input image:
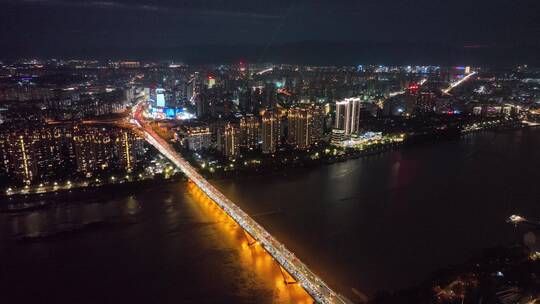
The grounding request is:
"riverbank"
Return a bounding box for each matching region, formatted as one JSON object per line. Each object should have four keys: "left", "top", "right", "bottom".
{"left": 200, "top": 142, "right": 404, "bottom": 180}
{"left": 369, "top": 244, "right": 540, "bottom": 303}
{"left": 185, "top": 119, "right": 526, "bottom": 181}
{"left": 210, "top": 127, "right": 540, "bottom": 299}
{"left": 2, "top": 127, "right": 539, "bottom": 303}
{"left": 0, "top": 174, "right": 184, "bottom": 213}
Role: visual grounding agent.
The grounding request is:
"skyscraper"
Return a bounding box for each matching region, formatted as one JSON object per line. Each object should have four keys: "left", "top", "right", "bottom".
{"left": 195, "top": 94, "right": 208, "bottom": 118}
{"left": 223, "top": 123, "right": 240, "bottom": 158}
{"left": 207, "top": 76, "right": 216, "bottom": 89}
{"left": 156, "top": 88, "right": 166, "bottom": 107}
{"left": 287, "top": 107, "right": 309, "bottom": 149}
{"left": 261, "top": 109, "right": 280, "bottom": 154}
{"left": 335, "top": 98, "right": 361, "bottom": 135}
{"left": 310, "top": 105, "right": 325, "bottom": 144}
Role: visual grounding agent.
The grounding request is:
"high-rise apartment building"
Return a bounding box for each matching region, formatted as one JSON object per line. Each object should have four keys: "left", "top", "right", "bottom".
{"left": 223, "top": 123, "right": 240, "bottom": 158}
{"left": 186, "top": 126, "right": 212, "bottom": 151}
{"left": 288, "top": 104, "right": 325, "bottom": 149}
{"left": 0, "top": 126, "right": 142, "bottom": 183}
{"left": 261, "top": 109, "right": 280, "bottom": 154}
{"left": 239, "top": 114, "right": 259, "bottom": 150}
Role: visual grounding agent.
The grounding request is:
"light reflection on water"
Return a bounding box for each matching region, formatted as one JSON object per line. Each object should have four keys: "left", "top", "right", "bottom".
{"left": 187, "top": 182, "right": 313, "bottom": 304}
{"left": 4, "top": 129, "right": 540, "bottom": 303}
{"left": 0, "top": 182, "right": 312, "bottom": 304}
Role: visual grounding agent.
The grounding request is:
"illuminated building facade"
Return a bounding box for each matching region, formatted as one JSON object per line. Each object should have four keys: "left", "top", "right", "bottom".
{"left": 72, "top": 127, "right": 139, "bottom": 175}
{"left": 223, "top": 123, "right": 240, "bottom": 158}
{"left": 156, "top": 88, "right": 166, "bottom": 107}
{"left": 309, "top": 105, "right": 325, "bottom": 145}
{"left": 331, "top": 129, "right": 346, "bottom": 145}
{"left": 207, "top": 76, "right": 216, "bottom": 89}
{"left": 239, "top": 114, "right": 260, "bottom": 149}
{"left": 287, "top": 105, "right": 325, "bottom": 149}
{"left": 335, "top": 98, "right": 361, "bottom": 136}
{"left": 261, "top": 109, "right": 280, "bottom": 154}
{"left": 0, "top": 126, "right": 143, "bottom": 183}
{"left": 186, "top": 127, "right": 212, "bottom": 151}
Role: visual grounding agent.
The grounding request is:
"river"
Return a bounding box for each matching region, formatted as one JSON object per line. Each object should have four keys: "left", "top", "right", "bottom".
{"left": 1, "top": 128, "right": 539, "bottom": 302}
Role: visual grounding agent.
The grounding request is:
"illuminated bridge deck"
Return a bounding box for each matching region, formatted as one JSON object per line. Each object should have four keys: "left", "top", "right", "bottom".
{"left": 138, "top": 121, "right": 350, "bottom": 304}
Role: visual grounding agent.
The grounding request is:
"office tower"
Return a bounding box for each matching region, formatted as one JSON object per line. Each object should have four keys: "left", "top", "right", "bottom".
{"left": 195, "top": 94, "right": 208, "bottom": 118}
{"left": 186, "top": 80, "right": 195, "bottom": 103}
{"left": 207, "top": 76, "right": 216, "bottom": 89}
{"left": 156, "top": 88, "right": 166, "bottom": 107}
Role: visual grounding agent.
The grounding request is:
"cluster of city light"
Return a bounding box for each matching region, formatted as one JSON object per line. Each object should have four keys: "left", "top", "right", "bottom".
{"left": 3, "top": 170, "right": 167, "bottom": 197}
{"left": 135, "top": 107, "right": 349, "bottom": 304}
{"left": 462, "top": 119, "right": 503, "bottom": 133}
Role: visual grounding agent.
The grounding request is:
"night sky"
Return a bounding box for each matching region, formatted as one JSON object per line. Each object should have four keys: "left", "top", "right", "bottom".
{"left": 1, "top": 0, "right": 539, "bottom": 64}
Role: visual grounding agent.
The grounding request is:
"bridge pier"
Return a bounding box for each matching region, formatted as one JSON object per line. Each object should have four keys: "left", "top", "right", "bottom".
{"left": 243, "top": 231, "right": 257, "bottom": 247}
{"left": 278, "top": 264, "right": 298, "bottom": 285}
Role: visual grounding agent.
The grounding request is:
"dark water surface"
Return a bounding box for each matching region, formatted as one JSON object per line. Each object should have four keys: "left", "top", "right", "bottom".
{"left": 212, "top": 129, "right": 540, "bottom": 298}
{"left": 0, "top": 184, "right": 310, "bottom": 303}
{"left": 1, "top": 129, "right": 540, "bottom": 303}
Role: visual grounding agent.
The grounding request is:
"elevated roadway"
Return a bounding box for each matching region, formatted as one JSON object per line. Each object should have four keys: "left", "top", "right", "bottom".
{"left": 133, "top": 104, "right": 350, "bottom": 304}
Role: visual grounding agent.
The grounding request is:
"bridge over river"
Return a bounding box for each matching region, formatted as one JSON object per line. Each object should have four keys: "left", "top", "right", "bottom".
{"left": 134, "top": 104, "right": 350, "bottom": 304}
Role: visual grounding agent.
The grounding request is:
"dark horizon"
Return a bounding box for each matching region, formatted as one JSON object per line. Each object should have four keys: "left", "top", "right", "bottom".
{"left": 2, "top": 40, "right": 539, "bottom": 67}
{"left": 1, "top": 0, "right": 539, "bottom": 67}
